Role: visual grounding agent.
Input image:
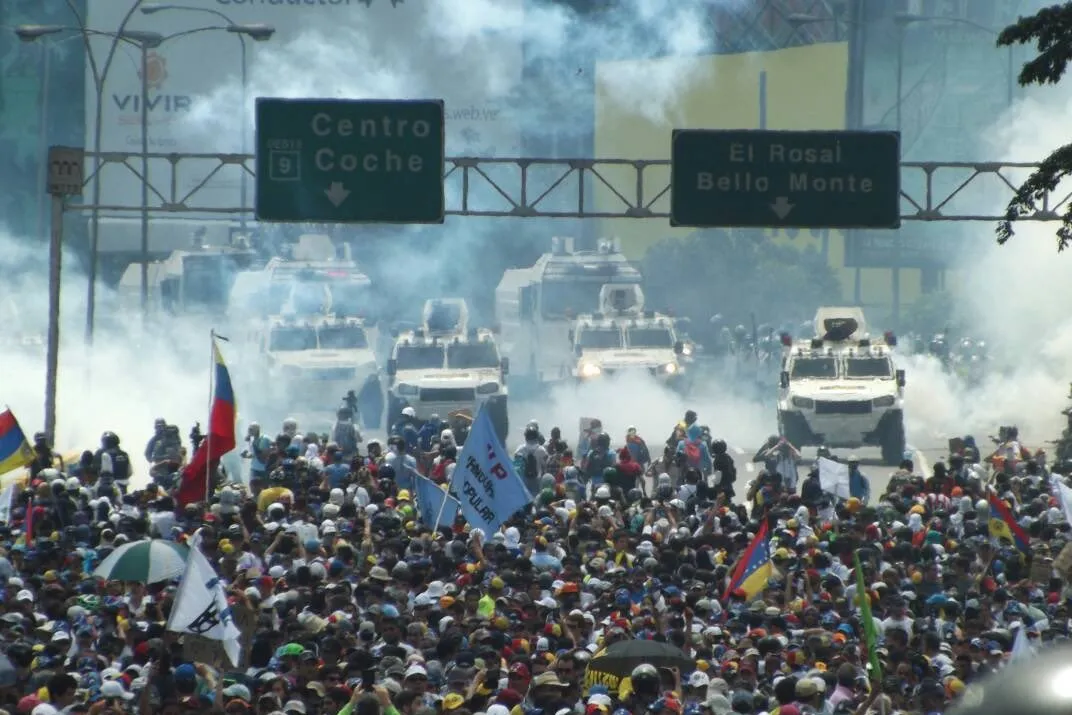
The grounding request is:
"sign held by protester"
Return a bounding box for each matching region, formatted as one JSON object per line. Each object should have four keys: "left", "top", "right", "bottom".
{"left": 168, "top": 546, "right": 243, "bottom": 667}
{"left": 448, "top": 407, "right": 532, "bottom": 534}
{"left": 183, "top": 603, "right": 256, "bottom": 667}
{"left": 817, "top": 457, "right": 851, "bottom": 499}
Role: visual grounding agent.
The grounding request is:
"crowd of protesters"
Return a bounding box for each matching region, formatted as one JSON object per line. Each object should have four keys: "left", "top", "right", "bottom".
{"left": 0, "top": 408, "right": 1068, "bottom": 715}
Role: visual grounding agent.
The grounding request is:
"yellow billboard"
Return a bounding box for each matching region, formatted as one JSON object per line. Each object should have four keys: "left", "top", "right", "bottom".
{"left": 593, "top": 43, "right": 911, "bottom": 305}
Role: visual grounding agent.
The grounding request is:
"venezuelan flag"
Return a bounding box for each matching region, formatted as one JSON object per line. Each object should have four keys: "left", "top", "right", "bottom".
{"left": 177, "top": 340, "right": 237, "bottom": 507}
{"left": 988, "top": 490, "right": 1029, "bottom": 554}
{"left": 724, "top": 519, "right": 773, "bottom": 600}
{"left": 0, "top": 409, "right": 34, "bottom": 476}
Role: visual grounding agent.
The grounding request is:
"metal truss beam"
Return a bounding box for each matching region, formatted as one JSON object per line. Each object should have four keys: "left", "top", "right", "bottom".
{"left": 74, "top": 152, "right": 1072, "bottom": 223}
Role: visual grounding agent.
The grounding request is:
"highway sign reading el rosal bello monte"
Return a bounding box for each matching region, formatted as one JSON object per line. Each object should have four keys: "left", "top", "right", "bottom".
{"left": 255, "top": 98, "right": 445, "bottom": 223}
{"left": 670, "top": 129, "right": 901, "bottom": 229}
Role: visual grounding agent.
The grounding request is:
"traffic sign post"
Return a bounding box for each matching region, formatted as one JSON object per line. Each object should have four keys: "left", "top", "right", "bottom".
{"left": 670, "top": 130, "right": 901, "bottom": 229}
{"left": 44, "top": 145, "right": 84, "bottom": 445}
{"left": 255, "top": 98, "right": 445, "bottom": 223}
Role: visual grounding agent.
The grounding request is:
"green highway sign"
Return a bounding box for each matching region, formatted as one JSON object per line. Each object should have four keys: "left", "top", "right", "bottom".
{"left": 255, "top": 98, "right": 445, "bottom": 223}
{"left": 670, "top": 129, "right": 901, "bottom": 229}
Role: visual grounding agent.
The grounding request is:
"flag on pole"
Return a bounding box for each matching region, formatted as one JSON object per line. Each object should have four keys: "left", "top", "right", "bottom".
{"left": 988, "top": 488, "right": 1030, "bottom": 554}
{"left": 723, "top": 519, "right": 772, "bottom": 600}
{"left": 0, "top": 408, "right": 34, "bottom": 476}
{"left": 853, "top": 550, "right": 883, "bottom": 680}
{"left": 415, "top": 475, "right": 459, "bottom": 527}
{"left": 167, "top": 545, "right": 241, "bottom": 667}
{"left": 447, "top": 407, "right": 532, "bottom": 535}
{"left": 177, "top": 340, "right": 237, "bottom": 507}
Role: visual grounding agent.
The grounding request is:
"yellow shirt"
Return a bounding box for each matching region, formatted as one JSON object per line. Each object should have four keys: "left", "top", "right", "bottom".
{"left": 257, "top": 486, "right": 294, "bottom": 512}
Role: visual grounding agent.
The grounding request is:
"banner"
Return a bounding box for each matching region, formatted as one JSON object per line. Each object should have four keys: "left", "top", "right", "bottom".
{"left": 448, "top": 408, "right": 532, "bottom": 535}
{"left": 817, "top": 457, "right": 851, "bottom": 499}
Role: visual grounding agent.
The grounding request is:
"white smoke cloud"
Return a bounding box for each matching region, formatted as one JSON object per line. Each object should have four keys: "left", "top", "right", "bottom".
{"left": 177, "top": 0, "right": 724, "bottom": 152}
{"left": 0, "top": 229, "right": 212, "bottom": 487}
{"left": 524, "top": 368, "right": 775, "bottom": 458}
{"left": 903, "top": 87, "right": 1072, "bottom": 452}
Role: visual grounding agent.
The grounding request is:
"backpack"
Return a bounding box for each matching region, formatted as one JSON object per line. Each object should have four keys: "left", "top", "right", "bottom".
{"left": 110, "top": 449, "right": 132, "bottom": 479}
{"left": 684, "top": 439, "right": 703, "bottom": 469}
{"left": 524, "top": 451, "right": 540, "bottom": 481}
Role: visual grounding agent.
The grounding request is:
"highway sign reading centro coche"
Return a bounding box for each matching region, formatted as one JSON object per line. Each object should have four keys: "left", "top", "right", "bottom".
{"left": 670, "top": 129, "right": 901, "bottom": 229}
{"left": 255, "top": 98, "right": 445, "bottom": 223}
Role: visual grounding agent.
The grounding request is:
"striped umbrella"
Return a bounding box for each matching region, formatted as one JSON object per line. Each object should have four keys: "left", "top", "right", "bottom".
{"left": 93, "top": 539, "right": 189, "bottom": 584}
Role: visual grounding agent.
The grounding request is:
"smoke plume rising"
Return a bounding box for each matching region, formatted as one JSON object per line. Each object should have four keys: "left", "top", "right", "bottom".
{"left": 903, "top": 88, "right": 1072, "bottom": 450}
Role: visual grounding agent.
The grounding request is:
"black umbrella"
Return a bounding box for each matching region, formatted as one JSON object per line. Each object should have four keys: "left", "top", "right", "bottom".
{"left": 588, "top": 639, "right": 694, "bottom": 677}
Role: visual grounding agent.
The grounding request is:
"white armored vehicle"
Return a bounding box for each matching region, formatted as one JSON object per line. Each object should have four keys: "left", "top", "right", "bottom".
{"left": 229, "top": 234, "right": 374, "bottom": 321}
{"left": 496, "top": 237, "right": 643, "bottom": 391}
{"left": 119, "top": 244, "right": 257, "bottom": 317}
{"left": 569, "top": 284, "right": 686, "bottom": 386}
{"left": 385, "top": 299, "right": 509, "bottom": 443}
{"left": 248, "top": 314, "right": 382, "bottom": 418}
{"left": 777, "top": 307, "right": 906, "bottom": 465}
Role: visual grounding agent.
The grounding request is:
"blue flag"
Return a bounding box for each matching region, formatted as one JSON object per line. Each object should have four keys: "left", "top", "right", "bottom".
{"left": 448, "top": 407, "right": 533, "bottom": 534}
{"left": 415, "top": 475, "right": 459, "bottom": 528}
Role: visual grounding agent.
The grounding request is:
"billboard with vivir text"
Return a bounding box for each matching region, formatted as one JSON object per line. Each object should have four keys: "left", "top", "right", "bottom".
{"left": 85, "top": 0, "right": 522, "bottom": 245}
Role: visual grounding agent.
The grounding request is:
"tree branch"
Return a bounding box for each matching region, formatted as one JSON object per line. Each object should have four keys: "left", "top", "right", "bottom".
{"left": 997, "top": 142, "right": 1072, "bottom": 248}
{"left": 997, "top": 3, "right": 1072, "bottom": 86}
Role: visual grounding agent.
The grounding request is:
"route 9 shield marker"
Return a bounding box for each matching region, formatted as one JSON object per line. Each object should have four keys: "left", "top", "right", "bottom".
{"left": 255, "top": 98, "right": 445, "bottom": 224}
{"left": 670, "top": 129, "right": 901, "bottom": 230}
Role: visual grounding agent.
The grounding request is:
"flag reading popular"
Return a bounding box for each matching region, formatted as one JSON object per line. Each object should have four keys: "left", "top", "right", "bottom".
{"left": 448, "top": 407, "right": 532, "bottom": 535}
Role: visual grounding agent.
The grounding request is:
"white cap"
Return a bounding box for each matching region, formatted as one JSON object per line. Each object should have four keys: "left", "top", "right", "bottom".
{"left": 404, "top": 664, "right": 428, "bottom": 679}
{"left": 100, "top": 681, "right": 134, "bottom": 700}
{"left": 15, "top": 589, "right": 33, "bottom": 603}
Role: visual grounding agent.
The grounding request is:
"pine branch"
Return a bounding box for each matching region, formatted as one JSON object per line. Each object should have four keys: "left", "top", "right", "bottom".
{"left": 997, "top": 142, "right": 1072, "bottom": 249}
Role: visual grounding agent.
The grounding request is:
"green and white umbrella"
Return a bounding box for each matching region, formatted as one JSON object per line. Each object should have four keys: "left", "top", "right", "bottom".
{"left": 93, "top": 539, "right": 189, "bottom": 584}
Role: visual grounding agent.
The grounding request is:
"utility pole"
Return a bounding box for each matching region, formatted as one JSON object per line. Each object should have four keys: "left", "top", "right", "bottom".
{"left": 44, "top": 145, "right": 86, "bottom": 444}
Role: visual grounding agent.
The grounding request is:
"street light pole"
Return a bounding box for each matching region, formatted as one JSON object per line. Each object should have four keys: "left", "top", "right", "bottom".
{"left": 139, "top": 40, "right": 151, "bottom": 313}
{"left": 18, "top": 18, "right": 272, "bottom": 332}
{"left": 110, "top": 28, "right": 165, "bottom": 318}
{"left": 35, "top": 42, "right": 52, "bottom": 244}
{"left": 141, "top": 4, "right": 275, "bottom": 232}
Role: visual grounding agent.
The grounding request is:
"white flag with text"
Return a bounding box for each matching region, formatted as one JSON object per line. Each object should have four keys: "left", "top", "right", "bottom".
{"left": 167, "top": 546, "right": 241, "bottom": 666}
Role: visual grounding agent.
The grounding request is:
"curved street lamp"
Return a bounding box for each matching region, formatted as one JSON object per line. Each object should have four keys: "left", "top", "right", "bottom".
{"left": 141, "top": 3, "right": 277, "bottom": 228}
{"left": 16, "top": 20, "right": 276, "bottom": 331}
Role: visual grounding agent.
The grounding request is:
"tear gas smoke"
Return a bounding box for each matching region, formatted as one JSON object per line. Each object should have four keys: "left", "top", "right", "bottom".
{"left": 181, "top": 0, "right": 722, "bottom": 150}
{"left": 0, "top": 230, "right": 208, "bottom": 487}
{"left": 524, "top": 372, "right": 775, "bottom": 455}
{"left": 902, "top": 90, "right": 1072, "bottom": 449}
{"left": 173, "top": 0, "right": 727, "bottom": 311}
